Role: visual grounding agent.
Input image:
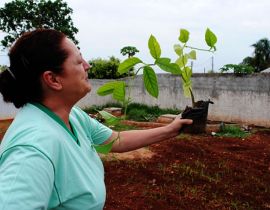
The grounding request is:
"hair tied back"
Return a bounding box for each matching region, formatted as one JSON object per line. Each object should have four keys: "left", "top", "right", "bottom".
{"left": 5, "top": 66, "right": 16, "bottom": 80}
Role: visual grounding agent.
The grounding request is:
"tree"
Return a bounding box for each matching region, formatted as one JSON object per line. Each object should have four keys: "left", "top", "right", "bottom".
{"left": 120, "top": 46, "right": 139, "bottom": 58}
{"left": 242, "top": 38, "right": 270, "bottom": 72}
{"left": 88, "top": 56, "right": 133, "bottom": 79}
{"left": 0, "top": 0, "right": 78, "bottom": 49}
{"left": 220, "top": 64, "right": 254, "bottom": 74}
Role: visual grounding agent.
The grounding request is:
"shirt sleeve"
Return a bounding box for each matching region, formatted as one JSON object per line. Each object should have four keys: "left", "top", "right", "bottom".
{"left": 71, "top": 106, "right": 113, "bottom": 145}
{"left": 0, "top": 145, "right": 54, "bottom": 210}
{"left": 88, "top": 117, "right": 113, "bottom": 145}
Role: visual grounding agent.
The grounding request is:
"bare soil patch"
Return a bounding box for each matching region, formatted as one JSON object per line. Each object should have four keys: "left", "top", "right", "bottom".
{"left": 103, "top": 128, "right": 270, "bottom": 210}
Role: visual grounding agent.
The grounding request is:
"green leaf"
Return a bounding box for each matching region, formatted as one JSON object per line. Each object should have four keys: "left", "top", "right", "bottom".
{"left": 93, "top": 132, "right": 120, "bottom": 154}
{"left": 183, "top": 81, "right": 192, "bottom": 98}
{"left": 143, "top": 66, "right": 159, "bottom": 98}
{"left": 97, "top": 81, "right": 118, "bottom": 96}
{"left": 182, "top": 66, "right": 192, "bottom": 81}
{"left": 175, "top": 55, "right": 188, "bottom": 68}
{"left": 98, "top": 110, "right": 121, "bottom": 126}
{"left": 113, "top": 81, "right": 126, "bottom": 102}
{"left": 155, "top": 58, "right": 181, "bottom": 74}
{"left": 179, "top": 29, "right": 190, "bottom": 43}
{"left": 174, "top": 44, "right": 183, "bottom": 56}
{"left": 93, "top": 140, "right": 115, "bottom": 154}
{"left": 181, "top": 67, "right": 192, "bottom": 97}
{"left": 118, "top": 57, "right": 142, "bottom": 75}
{"left": 188, "top": 50, "right": 196, "bottom": 60}
{"left": 148, "top": 35, "right": 161, "bottom": 59}
{"left": 169, "top": 63, "right": 182, "bottom": 75}
{"left": 205, "top": 28, "right": 217, "bottom": 48}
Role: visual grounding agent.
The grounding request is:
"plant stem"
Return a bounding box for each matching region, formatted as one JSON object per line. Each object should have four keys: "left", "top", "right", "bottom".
{"left": 123, "top": 65, "right": 144, "bottom": 120}
{"left": 185, "top": 45, "right": 215, "bottom": 52}
{"left": 189, "top": 88, "right": 195, "bottom": 107}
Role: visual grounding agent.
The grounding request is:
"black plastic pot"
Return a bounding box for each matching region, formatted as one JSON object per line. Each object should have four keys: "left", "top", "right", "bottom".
{"left": 180, "top": 100, "right": 214, "bottom": 134}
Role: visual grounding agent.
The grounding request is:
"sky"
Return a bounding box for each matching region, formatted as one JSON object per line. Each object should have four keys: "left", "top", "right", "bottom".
{"left": 0, "top": 0, "right": 270, "bottom": 73}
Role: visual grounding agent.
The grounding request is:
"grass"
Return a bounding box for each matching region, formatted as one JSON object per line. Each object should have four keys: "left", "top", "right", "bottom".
{"left": 83, "top": 102, "right": 181, "bottom": 122}
{"left": 126, "top": 103, "right": 181, "bottom": 122}
{"left": 216, "top": 124, "right": 250, "bottom": 138}
{"left": 82, "top": 102, "right": 122, "bottom": 114}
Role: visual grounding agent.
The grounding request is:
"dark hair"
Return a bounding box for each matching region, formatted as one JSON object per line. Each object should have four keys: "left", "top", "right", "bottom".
{"left": 0, "top": 29, "right": 68, "bottom": 108}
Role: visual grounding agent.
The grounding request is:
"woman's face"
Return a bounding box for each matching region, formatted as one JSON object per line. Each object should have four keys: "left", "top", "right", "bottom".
{"left": 59, "top": 38, "right": 91, "bottom": 103}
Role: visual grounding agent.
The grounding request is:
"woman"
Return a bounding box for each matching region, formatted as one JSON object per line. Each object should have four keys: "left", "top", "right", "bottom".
{"left": 0, "top": 29, "right": 192, "bottom": 210}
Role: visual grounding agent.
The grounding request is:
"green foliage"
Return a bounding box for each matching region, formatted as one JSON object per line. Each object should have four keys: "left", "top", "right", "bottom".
{"left": 83, "top": 102, "right": 181, "bottom": 122}
{"left": 88, "top": 56, "right": 132, "bottom": 79}
{"left": 118, "top": 57, "right": 142, "bottom": 75}
{"left": 220, "top": 64, "right": 255, "bottom": 74}
{"left": 155, "top": 58, "right": 181, "bottom": 74}
{"left": 120, "top": 46, "right": 139, "bottom": 58}
{"left": 241, "top": 38, "right": 270, "bottom": 72}
{"left": 148, "top": 35, "right": 161, "bottom": 59}
{"left": 126, "top": 103, "right": 181, "bottom": 122}
{"left": 143, "top": 66, "right": 159, "bottom": 98}
{"left": 174, "top": 28, "right": 217, "bottom": 101}
{"left": 98, "top": 28, "right": 217, "bottom": 106}
{"left": 92, "top": 131, "right": 120, "bottom": 154}
{"left": 205, "top": 28, "right": 217, "bottom": 50}
{"left": 98, "top": 111, "right": 121, "bottom": 126}
{"left": 179, "top": 29, "right": 190, "bottom": 43}
{"left": 95, "top": 28, "right": 217, "bottom": 153}
{"left": 216, "top": 125, "right": 249, "bottom": 138}
{"left": 97, "top": 81, "right": 126, "bottom": 102}
{"left": 126, "top": 109, "right": 154, "bottom": 122}
{"left": 0, "top": 0, "right": 78, "bottom": 48}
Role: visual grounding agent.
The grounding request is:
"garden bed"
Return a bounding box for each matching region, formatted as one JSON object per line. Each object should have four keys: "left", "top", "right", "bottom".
{"left": 103, "top": 127, "right": 270, "bottom": 210}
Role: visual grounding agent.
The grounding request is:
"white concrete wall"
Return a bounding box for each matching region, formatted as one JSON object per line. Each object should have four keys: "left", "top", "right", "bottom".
{"left": 1, "top": 73, "right": 270, "bottom": 127}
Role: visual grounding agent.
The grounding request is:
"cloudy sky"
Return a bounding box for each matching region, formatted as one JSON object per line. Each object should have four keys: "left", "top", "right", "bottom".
{"left": 1, "top": 0, "right": 270, "bottom": 73}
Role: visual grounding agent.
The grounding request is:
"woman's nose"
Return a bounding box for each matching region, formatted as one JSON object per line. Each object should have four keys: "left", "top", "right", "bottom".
{"left": 83, "top": 59, "right": 91, "bottom": 71}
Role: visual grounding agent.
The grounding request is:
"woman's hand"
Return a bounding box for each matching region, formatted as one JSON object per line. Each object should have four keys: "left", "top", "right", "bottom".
{"left": 165, "top": 117, "right": 193, "bottom": 137}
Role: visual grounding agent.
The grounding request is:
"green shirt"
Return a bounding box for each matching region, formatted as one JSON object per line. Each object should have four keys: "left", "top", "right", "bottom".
{"left": 0, "top": 103, "right": 112, "bottom": 210}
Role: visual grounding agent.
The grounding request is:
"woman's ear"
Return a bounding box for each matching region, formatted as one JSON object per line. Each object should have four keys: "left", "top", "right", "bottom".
{"left": 41, "top": 71, "right": 63, "bottom": 90}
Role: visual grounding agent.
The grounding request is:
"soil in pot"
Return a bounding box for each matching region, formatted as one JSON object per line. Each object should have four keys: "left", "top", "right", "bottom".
{"left": 181, "top": 100, "right": 213, "bottom": 134}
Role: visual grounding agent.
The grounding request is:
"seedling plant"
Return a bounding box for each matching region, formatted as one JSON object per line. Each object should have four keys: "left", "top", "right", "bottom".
{"left": 94, "top": 28, "right": 217, "bottom": 153}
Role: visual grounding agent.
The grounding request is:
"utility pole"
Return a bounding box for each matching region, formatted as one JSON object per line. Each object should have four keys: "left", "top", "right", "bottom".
{"left": 191, "top": 61, "right": 193, "bottom": 71}
{"left": 211, "top": 56, "right": 214, "bottom": 72}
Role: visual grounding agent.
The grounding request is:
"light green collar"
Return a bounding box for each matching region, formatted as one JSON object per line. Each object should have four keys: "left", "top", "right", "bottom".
{"left": 31, "top": 103, "right": 80, "bottom": 146}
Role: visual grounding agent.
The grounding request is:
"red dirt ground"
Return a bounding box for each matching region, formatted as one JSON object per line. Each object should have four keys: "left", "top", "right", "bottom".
{"left": 103, "top": 128, "right": 270, "bottom": 210}
{"left": 1, "top": 120, "right": 270, "bottom": 209}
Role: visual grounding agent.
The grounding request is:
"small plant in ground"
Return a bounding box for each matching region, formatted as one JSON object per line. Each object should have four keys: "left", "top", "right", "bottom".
{"left": 216, "top": 125, "right": 250, "bottom": 138}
